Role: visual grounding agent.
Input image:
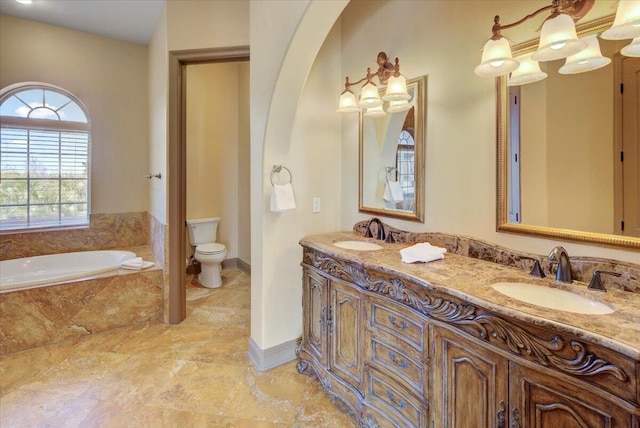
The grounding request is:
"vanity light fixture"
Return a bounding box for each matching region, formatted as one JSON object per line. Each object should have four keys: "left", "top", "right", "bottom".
{"left": 337, "top": 52, "right": 411, "bottom": 116}
{"left": 475, "top": 0, "right": 640, "bottom": 85}
{"left": 16, "top": 0, "right": 34, "bottom": 4}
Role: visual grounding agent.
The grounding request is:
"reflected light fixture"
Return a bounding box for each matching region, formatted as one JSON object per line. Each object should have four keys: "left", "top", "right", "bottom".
{"left": 558, "top": 34, "right": 610, "bottom": 74}
{"left": 338, "top": 52, "right": 411, "bottom": 116}
{"left": 507, "top": 55, "right": 547, "bottom": 86}
{"left": 16, "top": 0, "right": 34, "bottom": 4}
{"left": 476, "top": 0, "right": 640, "bottom": 85}
{"left": 621, "top": 37, "right": 640, "bottom": 56}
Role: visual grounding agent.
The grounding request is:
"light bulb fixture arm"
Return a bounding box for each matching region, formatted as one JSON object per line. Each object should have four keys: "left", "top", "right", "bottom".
{"left": 341, "top": 52, "right": 401, "bottom": 93}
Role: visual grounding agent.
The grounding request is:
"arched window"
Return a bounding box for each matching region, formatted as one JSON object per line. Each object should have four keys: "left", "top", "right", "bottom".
{"left": 0, "top": 83, "right": 91, "bottom": 231}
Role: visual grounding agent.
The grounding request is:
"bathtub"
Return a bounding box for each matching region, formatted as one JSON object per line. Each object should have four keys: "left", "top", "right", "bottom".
{"left": 0, "top": 250, "right": 136, "bottom": 293}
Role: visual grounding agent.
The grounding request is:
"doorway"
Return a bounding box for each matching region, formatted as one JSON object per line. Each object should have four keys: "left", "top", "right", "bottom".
{"left": 167, "top": 47, "right": 250, "bottom": 323}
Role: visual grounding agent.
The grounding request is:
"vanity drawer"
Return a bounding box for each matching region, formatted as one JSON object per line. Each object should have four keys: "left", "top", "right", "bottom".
{"left": 368, "top": 297, "right": 427, "bottom": 353}
{"left": 369, "top": 337, "right": 427, "bottom": 396}
{"left": 366, "top": 367, "right": 427, "bottom": 428}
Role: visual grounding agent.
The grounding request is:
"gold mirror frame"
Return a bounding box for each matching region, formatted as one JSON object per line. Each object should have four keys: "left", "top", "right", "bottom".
{"left": 358, "top": 75, "right": 426, "bottom": 222}
{"left": 496, "top": 15, "right": 640, "bottom": 251}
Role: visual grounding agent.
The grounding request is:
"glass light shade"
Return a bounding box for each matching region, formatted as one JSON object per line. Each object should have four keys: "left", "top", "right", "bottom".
{"left": 358, "top": 81, "right": 383, "bottom": 108}
{"left": 600, "top": 0, "right": 640, "bottom": 40}
{"left": 621, "top": 37, "right": 640, "bottom": 56}
{"left": 337, "top": 90, "right": 360, "bottom": 113}
{"left": 387, "top": 100, "right": 412, "bottom": 113}
{"left": 559, "top": 35, "right": 611, "bottom": 74}
{"left": 474, "top": 37, "right": 519, "bottom": 77}
{"left": 382, "top": 74, "right": 411, "bottom": 101}
{"left": 531, "top": 14, "right": 587, "bottom": 62}
{"left": 508, "top": 55, "right": 547, "bottom": 86}
{"left": 364, "top": 105, "right": 385, "bottom": 117}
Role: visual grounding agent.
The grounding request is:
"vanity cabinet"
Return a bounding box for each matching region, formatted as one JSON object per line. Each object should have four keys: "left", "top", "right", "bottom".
{"left": 432, "top": 322, "right": 633, "bottom": 427}
{"left": 298, "top": 246, "right": 639, "bottom": 427}
{"left": 431, "top": 322, "right": 508, "bottom": 427}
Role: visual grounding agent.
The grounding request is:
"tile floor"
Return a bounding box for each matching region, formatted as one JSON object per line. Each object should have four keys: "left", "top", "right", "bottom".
{"left": 0, "top": 269, "right": 356, "bottom": 427}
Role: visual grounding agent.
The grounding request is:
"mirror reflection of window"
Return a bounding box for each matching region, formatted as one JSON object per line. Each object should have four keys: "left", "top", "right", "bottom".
{"left": 396, "top": 128, "right": 415, "bottom": 209}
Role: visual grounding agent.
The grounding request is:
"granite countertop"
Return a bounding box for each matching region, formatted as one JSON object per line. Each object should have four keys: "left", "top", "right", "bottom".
{"left": 300, "top": 232, "right": 640, "bottom": 360}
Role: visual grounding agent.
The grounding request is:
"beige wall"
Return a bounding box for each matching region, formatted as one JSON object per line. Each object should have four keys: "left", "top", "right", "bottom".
{"left": 148, "top": 6, "right": 168, "bottom": 226}
{"left": 249, "top": 0, "right": 348, "bottom": 351}
{"left": 167, "top": 0, "right": 249, "bottom": 51}
{"left": 0, "top": 15, "right": 149, "bottom": 215}
{"left": 186, "top": 62, "right": 249, "bottom": 261}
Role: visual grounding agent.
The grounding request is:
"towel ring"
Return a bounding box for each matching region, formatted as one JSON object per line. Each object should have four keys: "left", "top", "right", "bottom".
{"left": 270, "top": 165, "right": 292, "bottom": 186}
{"left": 385, "top": 166, "right": 398, "bottom": 184}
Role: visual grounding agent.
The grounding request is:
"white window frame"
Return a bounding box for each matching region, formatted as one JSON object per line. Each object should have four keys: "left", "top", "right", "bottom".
{"left": 0, "top": 83, "right": 91, "bottom": 232}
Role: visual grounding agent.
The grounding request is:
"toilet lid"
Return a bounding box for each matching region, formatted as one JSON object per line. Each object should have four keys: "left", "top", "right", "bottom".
{"left": 196, "top": 243, "right": 226, "bottom": 255}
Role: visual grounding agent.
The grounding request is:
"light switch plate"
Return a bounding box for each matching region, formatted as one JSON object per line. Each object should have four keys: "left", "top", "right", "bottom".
{"left": 312, "top": 197, "right": 321, "bottom": 213}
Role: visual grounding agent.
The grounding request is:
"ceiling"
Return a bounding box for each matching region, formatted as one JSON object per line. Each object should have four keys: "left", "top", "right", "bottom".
{"left": 0, "top": 0, "right": 166, "bottom": 45}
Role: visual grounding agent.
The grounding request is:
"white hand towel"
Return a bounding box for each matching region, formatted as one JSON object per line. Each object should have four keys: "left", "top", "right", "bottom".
{"left": 121, "top": 257, "right": 155, "bottom": 270}
{"left": 270, "top": 183, "right": 296, "bottom": 212}
{"left": 400, "top": 243, "right": 447, "bottom": 263}
{"left": 383, "top": 181, "right": 404, "bottom": 203}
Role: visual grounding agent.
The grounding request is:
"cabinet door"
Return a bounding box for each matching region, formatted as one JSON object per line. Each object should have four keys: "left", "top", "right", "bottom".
{"left": 330, "top": 279, "right": 363, "bottom": 390}
{"left": 510, "top": 362, "right": 633, "bottom": 427}
{"left": 432, "top": 324, "right": 509, "bottom": 428}
{"left": 302, "top": 268, "right": 328, "bottom": 368}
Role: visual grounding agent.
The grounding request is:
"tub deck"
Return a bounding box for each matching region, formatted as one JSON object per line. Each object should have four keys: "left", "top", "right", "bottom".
{"left": 0, "top": 245, "right": 162, "bottom": 355}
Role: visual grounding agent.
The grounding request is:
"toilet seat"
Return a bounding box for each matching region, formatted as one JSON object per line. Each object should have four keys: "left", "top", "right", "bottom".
{"left": 196, "top": 243, "right": 226, "bottom": 255}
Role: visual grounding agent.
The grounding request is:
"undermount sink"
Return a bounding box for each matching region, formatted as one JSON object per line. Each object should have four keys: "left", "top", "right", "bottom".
{"left": 333, "top": 240, "right": 383, "bottom": 251}
{"left": 492, "top": 282, "right": 614, "bottom": 315}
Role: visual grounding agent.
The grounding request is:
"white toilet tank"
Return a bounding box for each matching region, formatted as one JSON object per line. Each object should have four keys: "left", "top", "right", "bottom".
{"left": 186, "top": 217, "right": 220, "bottom": 246}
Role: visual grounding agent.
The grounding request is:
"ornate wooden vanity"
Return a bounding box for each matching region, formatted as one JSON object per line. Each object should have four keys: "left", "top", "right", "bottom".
{"left": 297, "top": 231, "right": 640, "bottom": 427}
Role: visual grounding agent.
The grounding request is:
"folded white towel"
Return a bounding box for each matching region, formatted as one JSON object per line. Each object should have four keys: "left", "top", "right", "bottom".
{"left": 400, "top": 243, "right": 447, "bottom": 263}
{"left": 121, "top": 257, "right": 155, "bottom": 270}
{"left": 383, "top": 181, "right": 404, "bottom": 203}
{"left": 270, "top": 183, "right": 296, "bottom": 212}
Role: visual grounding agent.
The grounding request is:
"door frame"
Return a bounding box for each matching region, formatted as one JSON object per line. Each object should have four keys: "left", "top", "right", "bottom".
{"left": 167, "top": 46, "right": 250, "bottom": 323}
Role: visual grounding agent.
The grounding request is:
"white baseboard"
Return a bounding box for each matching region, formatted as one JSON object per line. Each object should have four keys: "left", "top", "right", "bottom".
{"left": 247, "top": 337, "right": 299, "bottom": 371}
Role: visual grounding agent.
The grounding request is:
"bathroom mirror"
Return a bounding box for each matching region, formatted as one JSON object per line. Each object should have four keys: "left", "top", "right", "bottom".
{"left": 496, "top": 15, "right": 640, "bottom": 250}
{"left": 359, "top": 75, "right": 425, "bottom": 222}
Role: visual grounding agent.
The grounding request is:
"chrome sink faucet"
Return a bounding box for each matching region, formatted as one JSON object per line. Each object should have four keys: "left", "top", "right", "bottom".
{"left": 364, "top": 217, "right": 386, "bottom": 241}
{"left": 548, "top": 246, "right": 572, "bottom": 283}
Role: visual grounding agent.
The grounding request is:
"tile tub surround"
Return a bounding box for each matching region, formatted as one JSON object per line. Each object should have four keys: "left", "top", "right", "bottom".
{"left": 354, "top": 221, "right": 640, "bottom": 294}
{"left": 302, "top": 231, "right": 640, "bottom": 359}
{"left": 149, "top": 212, "right": 166, "bottom": 270}
{"left": 0, "top": 246, "right": 162, "bottom": 355}
{"left": 0, "top": 270, "right": 356, "bottom": 427}
{"left": 0, "top": 212, "right": 150, "bottom": 261}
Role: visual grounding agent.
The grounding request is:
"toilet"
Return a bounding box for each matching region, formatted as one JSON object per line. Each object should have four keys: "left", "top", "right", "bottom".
{"left": 186, "top": 217, "right": 227, "bottom": 288}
